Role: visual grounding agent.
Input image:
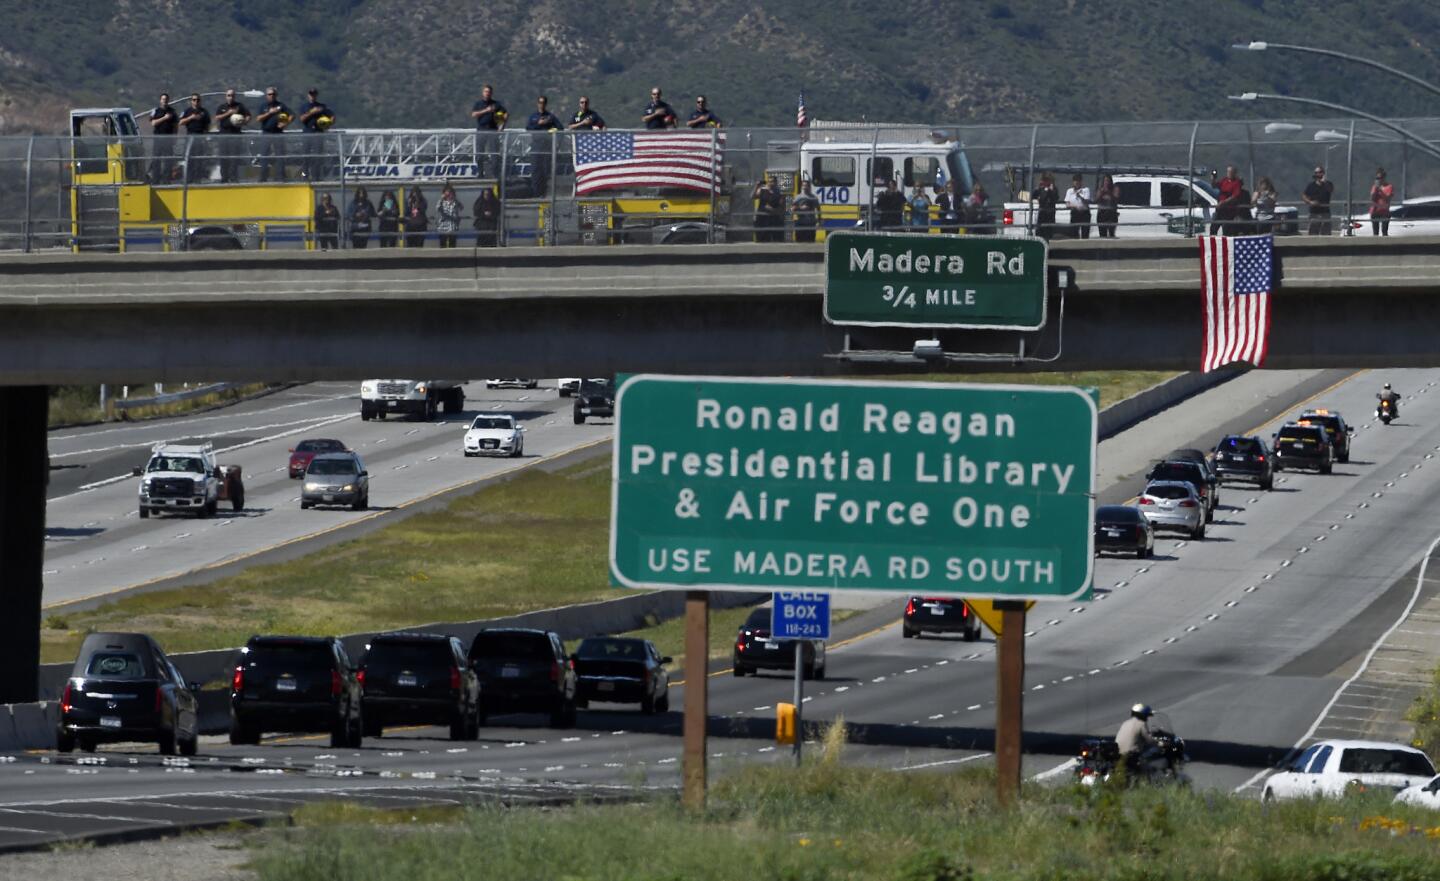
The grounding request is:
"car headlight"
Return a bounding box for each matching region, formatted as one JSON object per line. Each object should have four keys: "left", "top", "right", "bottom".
{"left": 342, "top": 484, "right": 354, "bottom": 492}
{"left": 415, "top": 384, "right": 427, "bottom": 395}
{"left": 361, "top": 382, "right": 375, "bottom": 394}
{"left": 305, "top": 482, "right": 320, "bottom": 491}
{"left": 141, "top": 478, "right": 152, "bottom": 489}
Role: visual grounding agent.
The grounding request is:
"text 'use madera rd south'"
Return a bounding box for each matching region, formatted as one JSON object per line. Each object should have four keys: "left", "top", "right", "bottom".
{"left": 610, "top": 377, "right": 1096, "bottom": 600}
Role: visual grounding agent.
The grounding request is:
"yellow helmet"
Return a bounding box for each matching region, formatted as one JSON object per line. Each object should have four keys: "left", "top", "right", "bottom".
{"left": 278, "top": 111, "right": 293, "bottom": 126}
{"left": 315, "top": 113, "right": 335, "bottom": 131}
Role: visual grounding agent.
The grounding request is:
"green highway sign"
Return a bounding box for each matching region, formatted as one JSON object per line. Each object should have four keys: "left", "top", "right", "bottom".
{"left": 823, "top": 232, "right": 1049, "bottom": 330}
{"left": 610, "top": 375, "right": 1095, "bottom": 600}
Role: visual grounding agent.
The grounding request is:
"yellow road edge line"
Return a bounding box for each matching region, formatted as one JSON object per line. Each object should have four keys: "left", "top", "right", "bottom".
{"left": 672, "top": 618, "right": 900, "bottom": 687}
{"left": 43, "top": 436, "right": 612, "bottom": 612}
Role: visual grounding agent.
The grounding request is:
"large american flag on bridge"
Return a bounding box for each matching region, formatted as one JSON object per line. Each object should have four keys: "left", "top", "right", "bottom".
{"left": 573, "top": 131, "right": 724, "bottom": 195}
{"left": 1199, "top": 233, "right": 1274, "bottom": 373}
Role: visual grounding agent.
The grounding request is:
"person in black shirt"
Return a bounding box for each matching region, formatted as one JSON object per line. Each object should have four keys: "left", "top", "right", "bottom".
{"left": 148, "top": 92, "right": 178, "bottom": 183}
{"left": 753, "top": 176, "right": 786, "bottom": 242}
{"left": 314, "top": 193, "right": 340, "bottom": 250}
{"left": 1033, "top": 172, "right": 1059, "bottom": 240}
{"left": 376, "top": 190, "right": 400, "bottom": 248}
{"left": 213, "top": 89, "right": 251, "bottom": 183}
{"left": 297, "top": 87, "right": 332, "bottom": 180}
{"left": 525, "top": 95, "right": 563, "bottom": 195}
{"left": 567, "top": 97, "right": 606, "bottom": 131}
{"left": 641, "top": 87, "right": 675, "bottom": 130}
{"left": 687, "top": 95, "right": 721, "bottom": 128}
{"left": 873, "top": 178, "right": 906, "bottom": 231}
{"left": 1303, "top": 166, "right": 1335, "bottom": 236}
{"left": 348, "top": 186, "right": 375, "bottom": 249}
{"left": 470, "top": 84, "right": 507, "bottom": 179}
{"left": 256, "top": 87, "right": 291, "bottom": 182}
{"left": 792, "top": 179, "right": 819, "bottom": 243}
{"left": 177, "top": 93, "right": 210, "bottom": 183}
{"left": 936, "top": 180, "right": 961, "bottom": 234}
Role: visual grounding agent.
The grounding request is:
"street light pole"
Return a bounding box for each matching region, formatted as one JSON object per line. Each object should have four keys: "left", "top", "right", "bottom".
{"left": 1227, "top": 93, "right": 1440, "bottom": 163}
{"left": 1233, "top": 42, "right": 1440, "bottom": 102}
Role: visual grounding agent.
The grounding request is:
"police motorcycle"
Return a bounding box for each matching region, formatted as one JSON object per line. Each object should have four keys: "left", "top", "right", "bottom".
{"left": 1074, "top": 713, "right": 1189, "bottom": 787}
{"left": 1376, "top": 392, "right": 1399, "bottom": 425}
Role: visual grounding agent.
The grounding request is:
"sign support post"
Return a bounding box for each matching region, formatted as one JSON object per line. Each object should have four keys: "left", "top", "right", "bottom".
{"left": 682, "top": 590, "right": 709, "bottom": 810}
{"left": 995, "top": 600, "right": 1027, "bottom": 806}
{"left": 792, "top": 641, "right": 804, "bottom": 766}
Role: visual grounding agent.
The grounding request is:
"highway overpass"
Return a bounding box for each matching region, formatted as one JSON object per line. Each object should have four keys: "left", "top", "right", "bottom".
{"left": 0, "top": 236, "right": 1438, "bottom": 385}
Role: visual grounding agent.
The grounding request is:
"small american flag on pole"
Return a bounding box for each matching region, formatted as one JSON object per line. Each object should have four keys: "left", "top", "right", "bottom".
{"left": 1199, "top": 233, "right": 1274, "bottom": 373}
{"left": 573, "top": 131, "right": 724, "bottom": 195}
{"left": 797, "top": 91, "right": 808, "bottom": 128}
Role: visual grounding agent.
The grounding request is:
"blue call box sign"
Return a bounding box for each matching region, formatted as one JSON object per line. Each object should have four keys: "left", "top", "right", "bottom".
{"left": 771, "top": 591, "right": 832, "bottom": 641}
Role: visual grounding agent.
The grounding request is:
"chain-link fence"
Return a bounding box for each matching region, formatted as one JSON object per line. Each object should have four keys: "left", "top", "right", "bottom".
{"left": 3, "top": 115, "right": 1438, "bottom": 253}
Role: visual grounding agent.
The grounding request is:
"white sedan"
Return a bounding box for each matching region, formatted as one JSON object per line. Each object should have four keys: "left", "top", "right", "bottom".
{"left": 462, "top": 414, "right": 525, "bottom": 458}
{"left": 1262, "top": 739, "right": 1436, "bottom": 801}
{"left": 1395, "top": 774, "right": 1440, "bottom": 810}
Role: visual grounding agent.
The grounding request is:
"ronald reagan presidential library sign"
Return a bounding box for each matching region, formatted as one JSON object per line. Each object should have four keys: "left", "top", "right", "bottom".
{"left": 609, "top": 376, "right": 1096, "bottom": 600}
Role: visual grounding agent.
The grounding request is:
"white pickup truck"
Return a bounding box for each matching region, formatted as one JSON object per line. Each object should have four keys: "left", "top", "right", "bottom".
{"left": 135, "top": 441, "right": 244, "bottom": 518}
{"left": 1002, "top": 174, "right": 1298, "bottom": 238}
{"left": 359, "top": 380, "right": 466, "bottom": 421}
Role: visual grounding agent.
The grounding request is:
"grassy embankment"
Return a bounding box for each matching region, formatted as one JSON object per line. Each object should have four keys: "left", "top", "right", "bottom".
{"left": 249, "top": 754, "right": 1440, "bottom": 881}
{"left": 1410, "top": 665, "right": 1440, "bottom": 765}
{"left": 48, "top": 383, "right": 277, "bottom": 427}
{"left": 41, "top": 371, "right": 1175, "bottom": 666}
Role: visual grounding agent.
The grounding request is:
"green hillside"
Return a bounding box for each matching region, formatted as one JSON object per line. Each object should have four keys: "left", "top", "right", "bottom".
{"left": 0, "top": 0, "right": 1435, "bottom": 134}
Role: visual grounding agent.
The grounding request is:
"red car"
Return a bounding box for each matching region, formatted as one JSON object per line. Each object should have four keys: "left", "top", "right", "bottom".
{"left": 288, "top": 438, "right": 347, "bottom": 479}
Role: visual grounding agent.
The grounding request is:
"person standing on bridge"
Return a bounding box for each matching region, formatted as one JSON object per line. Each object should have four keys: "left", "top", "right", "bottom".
{"left": 1370, "top": 167, "right": 1394, "bottom": 236}
{"left": 792, "top": 179, "right": 819, "bottom": 243}
{"left": 298, "top": 88, "right": 333, "bottom": 181}
{"left": 213, "top": 89, "right": 251, "bottom": 183}
{"left": 147, "top": 93, "right": 178, "bottom": 184}
{"left": 473, "top": 187, "right": 501, "bottom": 247}
{"left": 526, "top": 95, "right": 563, "bottom": 195}
{"left": 471, "top": 85, "right": 508, "bottom": 179}
{"left": 687, "top": 95, "right": 721, "bottom": 128}
{"left": 1064, "top": 174, "right": 1091, "bottom": 239}
{"left": 377, "top": 190, "right": 400, "bottom": 247}
{"left": 966, "top": 182, "right": 993, "bottom": 234}
{"left": 436, "top": 184, "right": 462, "bottom": 248}
{"left": 403, "top": 189, "right": 429, "bottom": 248}
{"left": 753, "top": 175, "right": 786, "bottom": 242}
{"left": 1210, "top": 166, "right": 1243, "bottom": 235}
{"left": 348, "top": 187, "right": 375, "bottom": 249}
{"left": 177, "top": 93, "right": 211, "bottom": 184}
{"left": 314, "top": 193, "right": 340, "bottom": 250}
{"left": 1034, "top": 173, "right": 1058, "bottom": 240}
{"left": 908, "top": 185, "right": 931, "bottom": 230}
{"left": 567, "top": 97, "right": 606, "bottom": 130}
{"left": 1094, "top": 174, "right": 1120, "bottom": 238}
{"left": 1303, "top": 166, "right": 1335, "bottom": 236}
{"left": 936, "top": 179, "right": 961, "bottom": 235}
{"left": 1252, "top": 177, "right": 1278, "bottom": 235}
{"left": 641, "top": 87, "right": 676, "bottom": 129}
{"left": 873, "top": 177, "right": 906, "bottom": 232}
{"left": 256, "top": 87, "right": 292, "bottom": 182}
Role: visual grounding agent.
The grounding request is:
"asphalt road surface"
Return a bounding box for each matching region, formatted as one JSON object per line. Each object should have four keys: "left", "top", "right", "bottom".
{"left": 43, "top": 381, "right": 608, "bottom": 609}
{"left": 9, "top": 367, "right": 1440, "bottom": 852}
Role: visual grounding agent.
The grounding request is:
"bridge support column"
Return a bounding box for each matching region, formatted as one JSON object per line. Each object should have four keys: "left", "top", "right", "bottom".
{"left": 0, "top": 386, "right": 46, "bottom": 704}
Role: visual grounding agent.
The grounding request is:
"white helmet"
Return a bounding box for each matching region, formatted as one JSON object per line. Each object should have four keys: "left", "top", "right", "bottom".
{"left": 1131, "top": 703, "right": 1153, "bottom": 719}
{"left": 1384, "top": 383, "right": 1392, "bottom": 390}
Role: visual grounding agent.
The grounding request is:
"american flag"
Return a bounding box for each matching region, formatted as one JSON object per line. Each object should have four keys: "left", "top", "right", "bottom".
{"left": 1199, "top": 234, "right": 1274, "bottom": 373}
{"left": 573, "top": 131, "right": 724, "bottom": 195}
{"left": 797, "top": 91, "right": 808, "bottom": 128}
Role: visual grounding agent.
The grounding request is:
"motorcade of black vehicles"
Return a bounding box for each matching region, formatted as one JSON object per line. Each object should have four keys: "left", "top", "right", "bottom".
{"left": 733, "top": 606, "right": 827, "bottom": 678}
{"left": 1094, "top": 505, "right": 1155, "bottom": 558}
{"left": 1144, "top": 459, "right": 1216, "bottom": 521}
{"left": 1212, "top": 435, "right": 1274, "bottom": 490}
{"left": 468, "top": 628, "right": 578, "bottom": 727}
{"left": 902, "top": 596, "right": 983, "bottom": 640}
{"left": 56, "top": 632, "right": 199, "bottom": 756}
{"left": 359, "top": 632, "right": 480, "bottom": 741}
{"left": 1164, "top": 449, "right": 1220, "bottom": 502}
{"left": 1272, "top": 422, "right": 1334, "bottom": 474}
{"left": 229, "top": 635, "right": 363, "bottom": 748}
{"left": 1297, "top": 409, "right": 1353, "bottom": 463}
{"left": 572, "top": 377, "right": 615, "bottom": 424}
{"left": 571, "top": 637, "right": 671, "bottom": 714}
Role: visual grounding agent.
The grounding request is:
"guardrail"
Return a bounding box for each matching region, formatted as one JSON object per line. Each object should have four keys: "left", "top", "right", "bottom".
{"left": 111, "top": 382, "right": 234, "bottom": 412}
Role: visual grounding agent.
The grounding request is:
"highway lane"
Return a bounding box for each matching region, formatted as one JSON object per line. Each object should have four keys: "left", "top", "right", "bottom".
{"left": 19, "top": 367, "right": 1440, "bottom": 848}
{"left": 43, "top": 380, "right": 610, "bottom": 608}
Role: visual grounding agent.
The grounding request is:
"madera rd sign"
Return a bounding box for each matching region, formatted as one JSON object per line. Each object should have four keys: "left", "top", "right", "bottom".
{"left": 610, "top": 376, "right": 1095, "bottom": 600}
{"left": 823, "top": 231, "right": 1048, "bottom": 330}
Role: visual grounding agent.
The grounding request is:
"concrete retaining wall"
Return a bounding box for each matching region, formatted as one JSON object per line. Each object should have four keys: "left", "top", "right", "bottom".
{"left": 1097, "top": 367, "right": 1245, "bottom": 440}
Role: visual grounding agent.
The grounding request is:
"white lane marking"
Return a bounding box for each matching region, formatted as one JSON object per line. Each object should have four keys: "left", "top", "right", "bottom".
{"left": 966, "top": 704, "right": 982, "bottom": 711}
{"left": 928, "top": 713, "right": 945, "bottom": 720}
{"left": 897, "top": 753, "right": 991, "bottom": 771}
{"left": 834, "top": 686, "right": 849, "bottom": 692}
{"left": 405, "top": 429, "right": 420, "bottom": 436}
{"left": 1031, "top": 758, "right": 1079, "bottom": 781}
{"left": 1236, "top": 531, "right": 1440, "bottom": 794}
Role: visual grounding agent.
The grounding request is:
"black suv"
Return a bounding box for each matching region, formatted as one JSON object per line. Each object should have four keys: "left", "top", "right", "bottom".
{"left": 572, "top": 378, "right": 615, "bottom": 425}
{"left": 229, "top": 635, "right": 363, "bottom": 748}
{"left": 1145, "top": 460, "right": 1216, "bottom": 522}
{"left": 733, "top": 606, "right": 827, "bottom": 678}
{"left": 1298, "top": 409, "right": 1352, "bottom": 463}
{"left": 1212, "top": 435, "right": 1274, "bottom": 490}
{"left": 1165, "top": 449, "right": 1220, "bottom": 504}
{"left": 359, "top": 633, "right": 480, "bottom": 740}
{"left": 1272, "top": 422, "right": 1333, "bottom": 474}
{"left": 903, "top": 596, "right": 982, "bottom": 641}
{"left": 468, "top": 628, "right": 578, "bottom": 727}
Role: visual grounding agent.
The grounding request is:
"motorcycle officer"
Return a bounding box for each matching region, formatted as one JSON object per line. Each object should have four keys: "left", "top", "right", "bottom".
{"left": 1116, "top": 703, "right": 1157, "bottom": 778}
{"left": 1378, "top": 383, "right": 1401, "bottom": 419}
